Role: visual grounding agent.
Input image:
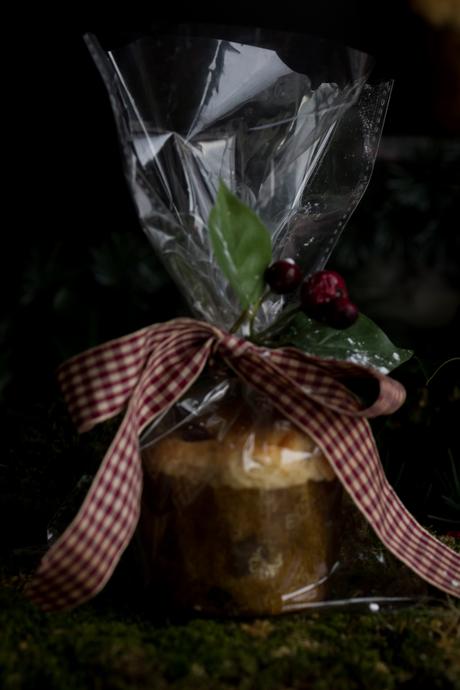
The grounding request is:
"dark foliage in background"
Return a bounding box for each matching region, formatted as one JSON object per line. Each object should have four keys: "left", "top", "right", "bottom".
{"left": 332, "top": 140, "right": 460, "bottom": 340}
{"left": 330, "top": 140, "right": 460, "bottom": 532}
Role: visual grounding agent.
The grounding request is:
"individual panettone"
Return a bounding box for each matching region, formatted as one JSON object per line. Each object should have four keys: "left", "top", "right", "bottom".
{"left": 140, "top": 403, "right": 342, "bottom": 615}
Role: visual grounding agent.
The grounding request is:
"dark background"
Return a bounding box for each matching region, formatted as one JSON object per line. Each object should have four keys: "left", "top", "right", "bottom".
{"left": 2, "top": 2, "right": 459, "bottom": 560}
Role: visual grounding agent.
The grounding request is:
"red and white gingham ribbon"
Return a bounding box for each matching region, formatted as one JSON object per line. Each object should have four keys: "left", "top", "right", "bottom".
{"left": 26, "top": 318, "right": 460, "bottom": 610}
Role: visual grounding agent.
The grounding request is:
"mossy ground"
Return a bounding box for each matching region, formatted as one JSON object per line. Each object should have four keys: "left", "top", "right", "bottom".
{"left": 1, "top": 569, "right": 459, "bottom": 690}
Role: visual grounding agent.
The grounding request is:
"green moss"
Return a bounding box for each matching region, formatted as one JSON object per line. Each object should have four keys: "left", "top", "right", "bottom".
{"left": 1, "top": 578, "right": 459, "bottom": 690}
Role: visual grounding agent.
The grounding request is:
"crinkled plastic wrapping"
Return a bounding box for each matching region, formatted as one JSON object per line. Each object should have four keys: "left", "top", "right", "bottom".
{"left": 141, "top": 377, "right": 341, "bottom": 616}
{"left": 81, "top": 27, "right": 428, "bottom": 614}
{"left": 84, "top": 27, "right": 392, "bottom": 333}
{"left": 137, "top": 371, "right": 428, "bottom": 616}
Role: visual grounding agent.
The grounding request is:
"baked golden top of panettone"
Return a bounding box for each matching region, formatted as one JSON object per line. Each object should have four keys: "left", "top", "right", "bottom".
{"left": 143, "top": 413, "right": 335, "bottom": 489}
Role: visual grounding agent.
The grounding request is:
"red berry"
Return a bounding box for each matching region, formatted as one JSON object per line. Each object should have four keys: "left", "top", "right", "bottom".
{"left": 300, "top": 270, "right": 348, "bottom": 313}
{"left": 264, "top": 259, "right": 303, "bottom": 294}
{"left": 325, "top": 297, "right": 359, "bottom": 329}
{"left": 300, "top": 271, "right": 357, "bottom": 328}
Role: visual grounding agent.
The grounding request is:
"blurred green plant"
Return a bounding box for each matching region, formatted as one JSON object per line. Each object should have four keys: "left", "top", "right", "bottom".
{"left": 374, "top": 356, "right": 460, "bottom": 530}
{"left": 332, "top": 143, "right": 460, "bottom": 281}
{"left": 1, "top": 229, "right": 178, "bottom": 403}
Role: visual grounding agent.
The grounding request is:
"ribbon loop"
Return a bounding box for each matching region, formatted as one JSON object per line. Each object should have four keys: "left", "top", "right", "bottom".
{"left": 57, "top": 326, "right": 152, "bottom": 432}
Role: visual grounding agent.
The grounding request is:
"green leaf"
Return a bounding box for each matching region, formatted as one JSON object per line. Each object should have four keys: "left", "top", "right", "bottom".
{"left": 275, "top": 312, "right": 413, "bottom": 373}
{"left": 208, "top": 182, "right": 272, "bottom": 310}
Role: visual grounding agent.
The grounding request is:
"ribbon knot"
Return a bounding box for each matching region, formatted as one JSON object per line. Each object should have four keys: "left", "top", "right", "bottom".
{"left": 209, "top": 328, "right": 254, "bottom": 363}
{"left": 25, "top": 318, "right": 459, "bottom": 610}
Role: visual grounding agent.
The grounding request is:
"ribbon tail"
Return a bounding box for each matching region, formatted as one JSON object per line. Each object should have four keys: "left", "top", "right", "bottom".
{"left": 25, "top": 409, "right": 142, "bottom": 610}
{"left": 227, "top": 351, "right": 460, "bottom": 599}
{"left": 356, "top": 457, "right": 460, "bottom": 598}
{"left": 26, "top": 328, "right": 213, "bottom": 611}
{"left": 26, "top": 333, "right": 215, "bottom": 611}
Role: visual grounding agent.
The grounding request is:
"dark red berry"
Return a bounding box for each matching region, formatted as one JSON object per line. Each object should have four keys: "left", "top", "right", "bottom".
{"left": 325, "top": 297, "right": 359, "bottom": 329}
{"left": 300, "top": 270, "right": 348, "bottom": 313}
{"left": 264, "top": 259, "right": 303, "bottom": 294}
{"left": 300, "top": 270, "right": 357, "bottom": 328}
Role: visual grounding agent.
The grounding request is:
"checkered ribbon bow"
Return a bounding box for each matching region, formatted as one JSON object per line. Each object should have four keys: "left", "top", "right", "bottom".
{"left": 26, "top": 318, "right": 460, "bottom": 609}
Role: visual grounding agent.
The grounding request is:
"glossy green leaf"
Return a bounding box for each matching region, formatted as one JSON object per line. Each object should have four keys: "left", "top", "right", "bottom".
{"left": 208, "top": 182, "right": 272, "bottom": 310}
{"left": 275, "top": 312, "right": 413, "bottom": 373}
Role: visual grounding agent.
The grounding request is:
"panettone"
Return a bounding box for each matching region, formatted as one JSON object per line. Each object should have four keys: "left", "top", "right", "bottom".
{"left": 140, "top": 401, "right": 342, "bottom": 615}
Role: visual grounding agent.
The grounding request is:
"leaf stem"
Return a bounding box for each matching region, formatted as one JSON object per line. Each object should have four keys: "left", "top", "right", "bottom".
{"left": 229, "top": 309, "right": 249, "bottom": 334}
{"left": 251, "top": 305, "right": 302, "bottom": 344}
{"left": 248, "top": 289, "right": 271, "bottom": 338}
